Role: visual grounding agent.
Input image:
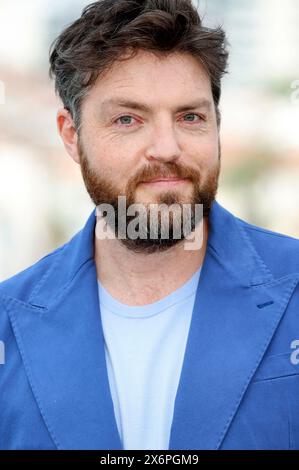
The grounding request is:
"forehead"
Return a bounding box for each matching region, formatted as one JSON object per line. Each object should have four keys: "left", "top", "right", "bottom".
{"left": 87, "top": 50, "right": 212, "bottom": 105}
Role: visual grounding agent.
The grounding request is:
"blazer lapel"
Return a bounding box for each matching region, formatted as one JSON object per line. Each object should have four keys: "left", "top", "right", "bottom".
{"left": 3, "top": 209, "right": 123, "bottom": 450}
{"left": 168, "top": 201, "right": 299, "bottom": 450}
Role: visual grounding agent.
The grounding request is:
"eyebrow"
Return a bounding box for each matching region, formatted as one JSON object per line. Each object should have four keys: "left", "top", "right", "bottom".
{"left": 99, "top": 97, "right": 212, "bottom": 114}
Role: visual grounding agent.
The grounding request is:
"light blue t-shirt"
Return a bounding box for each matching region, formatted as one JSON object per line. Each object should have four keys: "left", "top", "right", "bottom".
{"left": 98, "top": 266, "right": 201, "bottom": 450}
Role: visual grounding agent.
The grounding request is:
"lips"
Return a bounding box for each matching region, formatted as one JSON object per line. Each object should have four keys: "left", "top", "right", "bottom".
{"left": 141, "top": 177, "right": 187, "bottom": 183}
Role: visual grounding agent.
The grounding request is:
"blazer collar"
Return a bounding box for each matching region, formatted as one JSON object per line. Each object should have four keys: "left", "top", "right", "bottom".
{"left": 25, "top": 200, "right": 275, "bottom": 309}
{"left": 3, "top": 200, "right": 299, "bottom": 449}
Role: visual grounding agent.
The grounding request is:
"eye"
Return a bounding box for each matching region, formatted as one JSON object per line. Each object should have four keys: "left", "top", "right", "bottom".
{"left": 182, "top": 113, "right": 204, "bottom": 123}
{"left": 115, "top": 115, "right": 136, "bottom": 126}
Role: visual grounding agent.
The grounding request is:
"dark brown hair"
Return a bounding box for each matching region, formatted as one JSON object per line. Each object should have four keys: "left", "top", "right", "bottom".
{"left": 49, "top": 0, "right": 229, "bottom": 131}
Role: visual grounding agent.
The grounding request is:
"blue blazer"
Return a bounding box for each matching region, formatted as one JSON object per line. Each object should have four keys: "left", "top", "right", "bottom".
{"left": 1, "top": 200, "right": 299, "bottom": 450}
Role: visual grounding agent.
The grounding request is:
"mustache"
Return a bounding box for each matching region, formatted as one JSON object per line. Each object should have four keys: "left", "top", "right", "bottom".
{"left": 131, "top": 163, "right": 200, "bottom": 186}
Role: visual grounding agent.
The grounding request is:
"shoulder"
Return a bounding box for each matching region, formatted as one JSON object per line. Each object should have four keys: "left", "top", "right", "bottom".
{"left": 0, "top": 243, "right": 66, "bottom": 304}
{"left": 236, "top": 216, "right": 299, "bottom": 277}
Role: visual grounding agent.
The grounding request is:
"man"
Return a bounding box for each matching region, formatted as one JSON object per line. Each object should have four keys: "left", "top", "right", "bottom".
{"left": 0, "top": 0, "right": 298, "bottom": 451}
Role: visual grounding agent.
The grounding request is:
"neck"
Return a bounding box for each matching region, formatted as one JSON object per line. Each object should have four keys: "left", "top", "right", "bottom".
{"left": 94, "top": 217, "right": 209, "bottom": 306}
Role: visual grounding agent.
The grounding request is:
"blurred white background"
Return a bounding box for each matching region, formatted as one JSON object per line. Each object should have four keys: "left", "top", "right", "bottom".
{"left": 0, "top": 0, "right": 298, "bottom": 280}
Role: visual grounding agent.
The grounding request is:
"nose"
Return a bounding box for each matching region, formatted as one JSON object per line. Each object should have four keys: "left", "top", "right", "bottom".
{"left": 145, "top": 119, "right": 182, "bottom": 163}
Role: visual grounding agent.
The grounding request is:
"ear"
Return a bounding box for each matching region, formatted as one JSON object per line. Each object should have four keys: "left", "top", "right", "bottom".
{"left": 56, "top": 107, "right": 80, "bottom": 164}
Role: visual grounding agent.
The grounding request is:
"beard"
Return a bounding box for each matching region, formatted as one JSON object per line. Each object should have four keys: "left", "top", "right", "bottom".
{"left": 78, "top": 138, "right": 221, "bottom": 254}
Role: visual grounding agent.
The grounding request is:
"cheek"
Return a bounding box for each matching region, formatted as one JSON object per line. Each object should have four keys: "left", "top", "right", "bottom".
{"left": 189, "top": 137, "right": 219, "bottom": 168}
{"left": 101, "top": 150, "right": 142, "bottom": 194}
{"left": 82, "top": 133, "right": 128, "bottom": 176}
{"left": 97, "top": 138, "right": 144, "bottom": 181}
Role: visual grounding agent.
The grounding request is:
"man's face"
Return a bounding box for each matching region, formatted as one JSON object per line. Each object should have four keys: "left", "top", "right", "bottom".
{"left": 78, "top": 50, "right": 221, "bottom": 252}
